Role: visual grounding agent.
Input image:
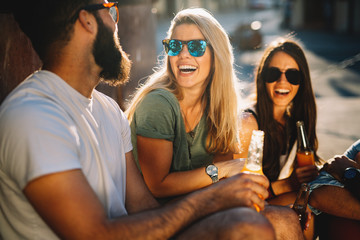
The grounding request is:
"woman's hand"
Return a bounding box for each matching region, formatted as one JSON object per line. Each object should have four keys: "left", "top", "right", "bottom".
{"left": 216, "top": 158, "right": 246, "bottom": 179}
{"left": 290, "top": 165, "right": 318, "bottom": 188}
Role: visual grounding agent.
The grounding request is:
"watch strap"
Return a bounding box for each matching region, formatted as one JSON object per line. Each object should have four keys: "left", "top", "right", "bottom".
{"left": 210, "top": 174, "right": 219, "bottom": 183}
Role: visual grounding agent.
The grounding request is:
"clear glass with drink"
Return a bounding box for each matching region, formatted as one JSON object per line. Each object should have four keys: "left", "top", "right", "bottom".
{"left": 242, "top": 130, "right": 264, "bottom": 175}
{"left": 296, "top": 121, "right": 315, "bottom": 167}
{"left": 241, "top": 130, "right": 265, "bottom": 211}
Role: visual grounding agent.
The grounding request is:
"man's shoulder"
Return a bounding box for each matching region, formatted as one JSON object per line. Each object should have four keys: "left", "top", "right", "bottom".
{"left": 0, "top": 94, "right": 71, "bottom": 139}
{"left": 93, "top": 89, "right": 118, "bottom": 106}
{"left": 0, "top": 71, "right": 76, "bottom": 135}
{"left": 1, "top": 87, "right": 66, "bottom": 122}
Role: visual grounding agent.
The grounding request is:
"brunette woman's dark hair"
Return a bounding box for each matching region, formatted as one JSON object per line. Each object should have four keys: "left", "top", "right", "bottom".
{"left": 255, "top": 39, "right": 319, "bottom": 181}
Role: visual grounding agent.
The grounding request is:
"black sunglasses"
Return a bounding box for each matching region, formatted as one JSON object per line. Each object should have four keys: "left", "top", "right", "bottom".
{"left": 162, "top": 39, "right": 208, "bottom": 57}
{"left": 263, "top": 67, "right": 302, "bottom": 85}
{"left": 77, "top": 2, "right": 119, "bottom": 23}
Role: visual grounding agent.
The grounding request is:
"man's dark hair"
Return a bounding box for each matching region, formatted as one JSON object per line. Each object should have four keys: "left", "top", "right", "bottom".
{"left": 13, "top": 0, "right": 93, "bottom": 62}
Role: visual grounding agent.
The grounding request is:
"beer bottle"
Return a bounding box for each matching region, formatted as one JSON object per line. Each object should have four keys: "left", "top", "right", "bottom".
{"left": 292, "top": 183, "right": 310, "bottom": 230}
{"left": 296, "top": 121, "right": 315, "bottom": 167}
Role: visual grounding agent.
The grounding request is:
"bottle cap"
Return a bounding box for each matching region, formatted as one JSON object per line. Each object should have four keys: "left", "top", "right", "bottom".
{"left": 296, "top": 121, "right": 304, "bottom": 127}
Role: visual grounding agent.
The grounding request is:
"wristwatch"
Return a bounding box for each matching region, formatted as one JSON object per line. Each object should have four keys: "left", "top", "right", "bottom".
{"left": 342, "top": 167, "right": 360, "bottom": 201}
{"left": 343, "top": 167, "right": 360, "bottom": 184}
{"left": 205, "top": 164, "right": 219, "bottom": 183}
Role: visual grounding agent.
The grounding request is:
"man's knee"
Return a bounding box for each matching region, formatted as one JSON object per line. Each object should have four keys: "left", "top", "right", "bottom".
{"left": 263, "top": 205, "right": 299, "bottom": 223}
{"left": 263, "top": 205, "right": 304, "bottom": 240}
{"left": 217, "top": 207, "right": 276, "bottom": 240}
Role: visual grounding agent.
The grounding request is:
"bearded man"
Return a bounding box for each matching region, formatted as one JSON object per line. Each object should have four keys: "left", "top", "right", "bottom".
{"left": 0, "top": 1, "right": 303, "bottom": 239}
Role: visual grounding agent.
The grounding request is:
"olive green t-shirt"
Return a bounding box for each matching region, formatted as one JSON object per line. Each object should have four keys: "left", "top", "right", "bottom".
{"left": 130, "top": 89, "right": 213, "bottom": 173}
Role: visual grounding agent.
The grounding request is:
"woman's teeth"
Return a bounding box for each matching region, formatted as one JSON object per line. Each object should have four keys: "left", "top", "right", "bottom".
{"left": 275, "top": 89, "right": 290, "bottom": 95}
{"left": 179, "top": 65, "right": 197, "bottom": 73}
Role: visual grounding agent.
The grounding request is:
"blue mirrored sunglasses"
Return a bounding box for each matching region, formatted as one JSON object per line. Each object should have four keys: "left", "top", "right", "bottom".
{"left": 162, "top": 39, "right": 208, "bottom": 57}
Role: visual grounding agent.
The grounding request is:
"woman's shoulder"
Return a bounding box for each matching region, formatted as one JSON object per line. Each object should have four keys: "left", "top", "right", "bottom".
{"left": 139, "top": 89, "right": 179, "bottom": 113}
{"left": 240, "top": 113, "right": 258, "bottom": 130}
{"left": 239, "top": 106, "right": 259, "bottom": 130}
{"left": 146, "top": 89, "right": 177, "bottom": 103}
{"left": 242, "top": 106, "right": 257, "bottom": 117}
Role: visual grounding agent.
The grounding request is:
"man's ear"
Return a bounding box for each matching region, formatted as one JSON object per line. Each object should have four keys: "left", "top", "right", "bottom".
{"left": 78, "top": 9, "right": 97, "bottom": 34}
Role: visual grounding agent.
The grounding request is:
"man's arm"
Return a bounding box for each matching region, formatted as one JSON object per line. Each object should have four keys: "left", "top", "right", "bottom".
{"left": 24, "top": 169, "right": 114, "bottom": 239}
{"left": 321, "top": 155, "right": 360, "bottom": 181}
{"left": 24, "top": 168, "right": 187, "bottom": 239}
{"left": 24, "top": 163, "right": 270, "bottom": 239}
{"left": 310, "top": 185, "right": 360, "bottom": 220}
{"left": 344, "top": 139, "right": 360, "bottom": 161}
{"left": 309, "top": 155, "right": 360, "bottom": 220}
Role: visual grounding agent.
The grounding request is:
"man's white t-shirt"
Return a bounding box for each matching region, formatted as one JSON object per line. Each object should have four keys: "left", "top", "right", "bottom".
{"left": 0, "top": 71, "right": 132, "bottom": 239}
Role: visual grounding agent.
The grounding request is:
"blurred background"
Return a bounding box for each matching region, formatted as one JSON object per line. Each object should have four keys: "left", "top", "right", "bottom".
{"left": 1, "top": 0, "right": 360, "bottom": 160}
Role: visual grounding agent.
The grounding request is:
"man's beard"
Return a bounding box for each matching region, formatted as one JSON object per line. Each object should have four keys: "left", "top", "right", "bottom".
{"left": 93, "top": 16, "right": 131, "bottom": 86}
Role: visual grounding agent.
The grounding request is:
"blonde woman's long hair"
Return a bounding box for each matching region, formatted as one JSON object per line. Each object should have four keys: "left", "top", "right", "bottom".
{"left": 126, "top": 8, "right": 240, "bottom": 154}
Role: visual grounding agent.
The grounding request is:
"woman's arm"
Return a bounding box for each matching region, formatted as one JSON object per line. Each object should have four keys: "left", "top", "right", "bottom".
{"left": 238, "top": 112, "right": 259, "bottom": 158}
{"left": 125, "top": 151, "right": 160, "bottom": 213}
{"left": 269, "top": 164, "right": 318, "bottom": 201}
{"left": 137, "top": 136, "right": 245, "bottom": 198}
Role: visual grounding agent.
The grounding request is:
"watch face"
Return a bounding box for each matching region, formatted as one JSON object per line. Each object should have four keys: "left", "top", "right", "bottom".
{"left": 206, "top": 165, "right": 217, "bottom": 175}
{"left": 344, "top": 168, "right": 358, "bottom": 179}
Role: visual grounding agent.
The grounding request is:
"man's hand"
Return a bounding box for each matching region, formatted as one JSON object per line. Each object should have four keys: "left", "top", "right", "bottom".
{"left": 210, "top": 172, "right": 270, "bottom": 212}
{"left": 322, "top": 155, "right": 360, "bottom": 181}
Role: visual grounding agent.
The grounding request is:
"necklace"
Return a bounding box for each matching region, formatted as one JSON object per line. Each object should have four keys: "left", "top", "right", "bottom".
{"left": 180, "top": 107, "right": 202, "bottom": 138}
{"left": 180, "top": 106, "right": 203, "bottom": 159}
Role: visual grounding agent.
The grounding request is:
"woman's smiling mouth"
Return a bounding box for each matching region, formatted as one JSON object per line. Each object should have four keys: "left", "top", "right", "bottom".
{"left": 179, "top": 65, "right": 197, "bottom": 73}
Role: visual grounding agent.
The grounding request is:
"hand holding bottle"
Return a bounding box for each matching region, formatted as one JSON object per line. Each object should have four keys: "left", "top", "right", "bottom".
{"left": 241, "top": 130, "right": 265, "bottom": 211}
{"left": 293, "top": 121, "right": 318, "bottom": 185}
{"left": 242, "top": 130, "right": 264, "bottom": 175}
{"left": 209, "top": 172, "right": 269, "bottom": 212}
{"left": 293, "top": 165, "right": 318, "bottom": 183}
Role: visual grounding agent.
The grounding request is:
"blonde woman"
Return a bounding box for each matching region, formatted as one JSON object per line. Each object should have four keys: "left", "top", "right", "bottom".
{"left": 126, "top": 8, "right": 244, "bottom": 202}
{"left": 126, "top": 9, "right": 306, "bottom": 239}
